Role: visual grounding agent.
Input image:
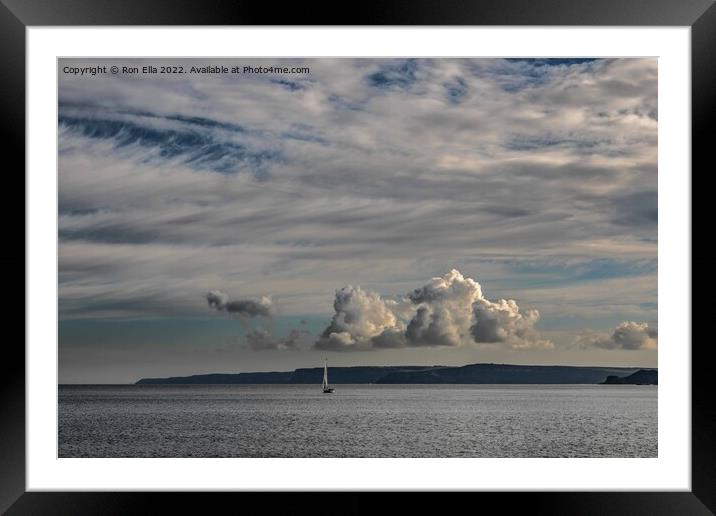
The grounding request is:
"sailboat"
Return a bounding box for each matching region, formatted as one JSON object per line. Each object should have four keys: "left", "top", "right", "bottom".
{"left": 322, "top": 358, "right": 334, "bottom": 393}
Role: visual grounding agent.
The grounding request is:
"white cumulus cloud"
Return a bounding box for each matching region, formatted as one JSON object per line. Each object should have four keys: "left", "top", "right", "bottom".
{"left": 577, "top": 321, "right": 657, "bottom": 350}
{"left": 472, "top": 298, "right": 553, "bottom": 349}
{"left": 405, "top": 269, "right": 483, "bottom": 347}
{"left": 316, "top": 269, "right": 551, "bottom": 351}
{"left": 315, "top": 285, "right": 405, "bottom": 351}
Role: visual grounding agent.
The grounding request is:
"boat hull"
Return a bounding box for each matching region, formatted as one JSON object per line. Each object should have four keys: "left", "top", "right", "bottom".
{"left": 322, "top": 388, "right": 334, "bottom": 393}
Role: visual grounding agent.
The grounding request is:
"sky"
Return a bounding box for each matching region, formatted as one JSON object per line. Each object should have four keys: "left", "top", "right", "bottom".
{"left": 58, "top": 58, "right": 658, "bottom": 384}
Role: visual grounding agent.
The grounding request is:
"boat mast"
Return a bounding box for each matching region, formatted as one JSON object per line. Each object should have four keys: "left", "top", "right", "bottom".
{"left": 322, "top": 358, "right": 328, "bottom": 389}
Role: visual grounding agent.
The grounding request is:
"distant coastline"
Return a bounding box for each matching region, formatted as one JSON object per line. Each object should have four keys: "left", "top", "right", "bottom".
{"left": 601, "top": 369, "right": 658, "bottom": 385}
{"left": 133, "top": 363, "right": 657, "bottom": 386}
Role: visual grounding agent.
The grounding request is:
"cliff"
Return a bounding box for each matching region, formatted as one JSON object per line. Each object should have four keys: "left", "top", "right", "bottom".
{"left": 601, "top": 369, "right": 658, "bottom": 385}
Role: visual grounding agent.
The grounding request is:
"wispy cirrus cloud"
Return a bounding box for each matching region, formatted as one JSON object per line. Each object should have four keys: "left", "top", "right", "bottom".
{"left": 58, "top": 58, "right": 657, "bottom": 340}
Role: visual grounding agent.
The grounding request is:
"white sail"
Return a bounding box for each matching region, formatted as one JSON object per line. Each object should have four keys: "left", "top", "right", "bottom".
{"left": 322, "top": 359, "right": 329, "bottom": 389}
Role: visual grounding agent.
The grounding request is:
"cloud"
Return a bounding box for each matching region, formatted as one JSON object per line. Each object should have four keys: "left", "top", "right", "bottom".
{"left": 316, "top": 269, "right": 551, "bottom": 351}
{"left": 315, "top": 285, "right": 404, "bottom": 351}
{"left": 471, "top": 299, "right": 553, "bottom": 349}
{"left": 206, "top": 290, "right": 229, "bottom": 310}
{"left": 206, "top": 290, "right": 308, "bottom": 351}
{"left": 206, "top": 290, "right": 275, "bottom": 317}
{"left": 371, "top": 328, "right": 408, "bottom": 349}
{"left": 58, "top": 110, "right": 281, "bottom": 179}
{"left": 405, "top": 269, "right": 483, "bottom": 347}
{"left": 366, "top": 59, "right": 423, "bottom": 90}
{"left": 245, "top": 328, "right": 305, "bottom": 350}
{"left": 58, "top": 58, "right": 657, "bottom": 325}
{"left": 577, "top": 321, "right": 657, "bottom": 350}
{"left": 610, "top": 191, "right": 658, "bottom": 228}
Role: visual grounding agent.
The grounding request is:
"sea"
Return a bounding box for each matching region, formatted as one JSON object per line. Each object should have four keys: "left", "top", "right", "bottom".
{"left": 58, "top": 384, "right": 657, "bottom": 458}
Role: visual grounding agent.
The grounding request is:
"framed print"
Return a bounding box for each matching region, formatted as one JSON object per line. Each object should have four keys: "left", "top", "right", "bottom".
{"left": 3, "top": 0, "right": 713, "bottom": 513}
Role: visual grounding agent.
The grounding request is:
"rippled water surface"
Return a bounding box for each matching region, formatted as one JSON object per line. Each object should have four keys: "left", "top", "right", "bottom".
{"left": 58, "top": 384, "right": 657, "bottom": 457}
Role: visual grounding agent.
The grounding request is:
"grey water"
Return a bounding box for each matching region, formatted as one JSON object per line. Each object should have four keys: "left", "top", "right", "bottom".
{"left": 58, "top": 384, "right": 657, "bottom": 458}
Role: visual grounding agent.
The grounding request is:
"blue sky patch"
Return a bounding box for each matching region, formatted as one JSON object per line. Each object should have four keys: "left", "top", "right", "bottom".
{"left": 271, "top": 79, "right": 306, "bottom": 91}
{"left": 505, "top": 58, "right": 599, "bottom": 67}
{"left": 59, "top": 113, "right": 282, "bottom": 176}
{"left": 367, "top": 59, "right": 421, "bottom": 90}
{"left": 444, "top": 77, "right": 469, "bottom": 104}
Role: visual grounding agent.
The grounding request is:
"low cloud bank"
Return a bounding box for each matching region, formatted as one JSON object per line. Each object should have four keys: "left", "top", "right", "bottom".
{"left": 206, "top": 289, "right": 311, "bottom": 350}
{"left": 578, "top": 321, "right": 657, "bottom": 350}
{"left": 246, "top": 328, "right": 307, "bottom": 351}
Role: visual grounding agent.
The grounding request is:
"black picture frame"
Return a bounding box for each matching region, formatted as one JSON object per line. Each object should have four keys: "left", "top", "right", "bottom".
{"left": 3, "top": 1, "right": 712, "bottom": 514}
